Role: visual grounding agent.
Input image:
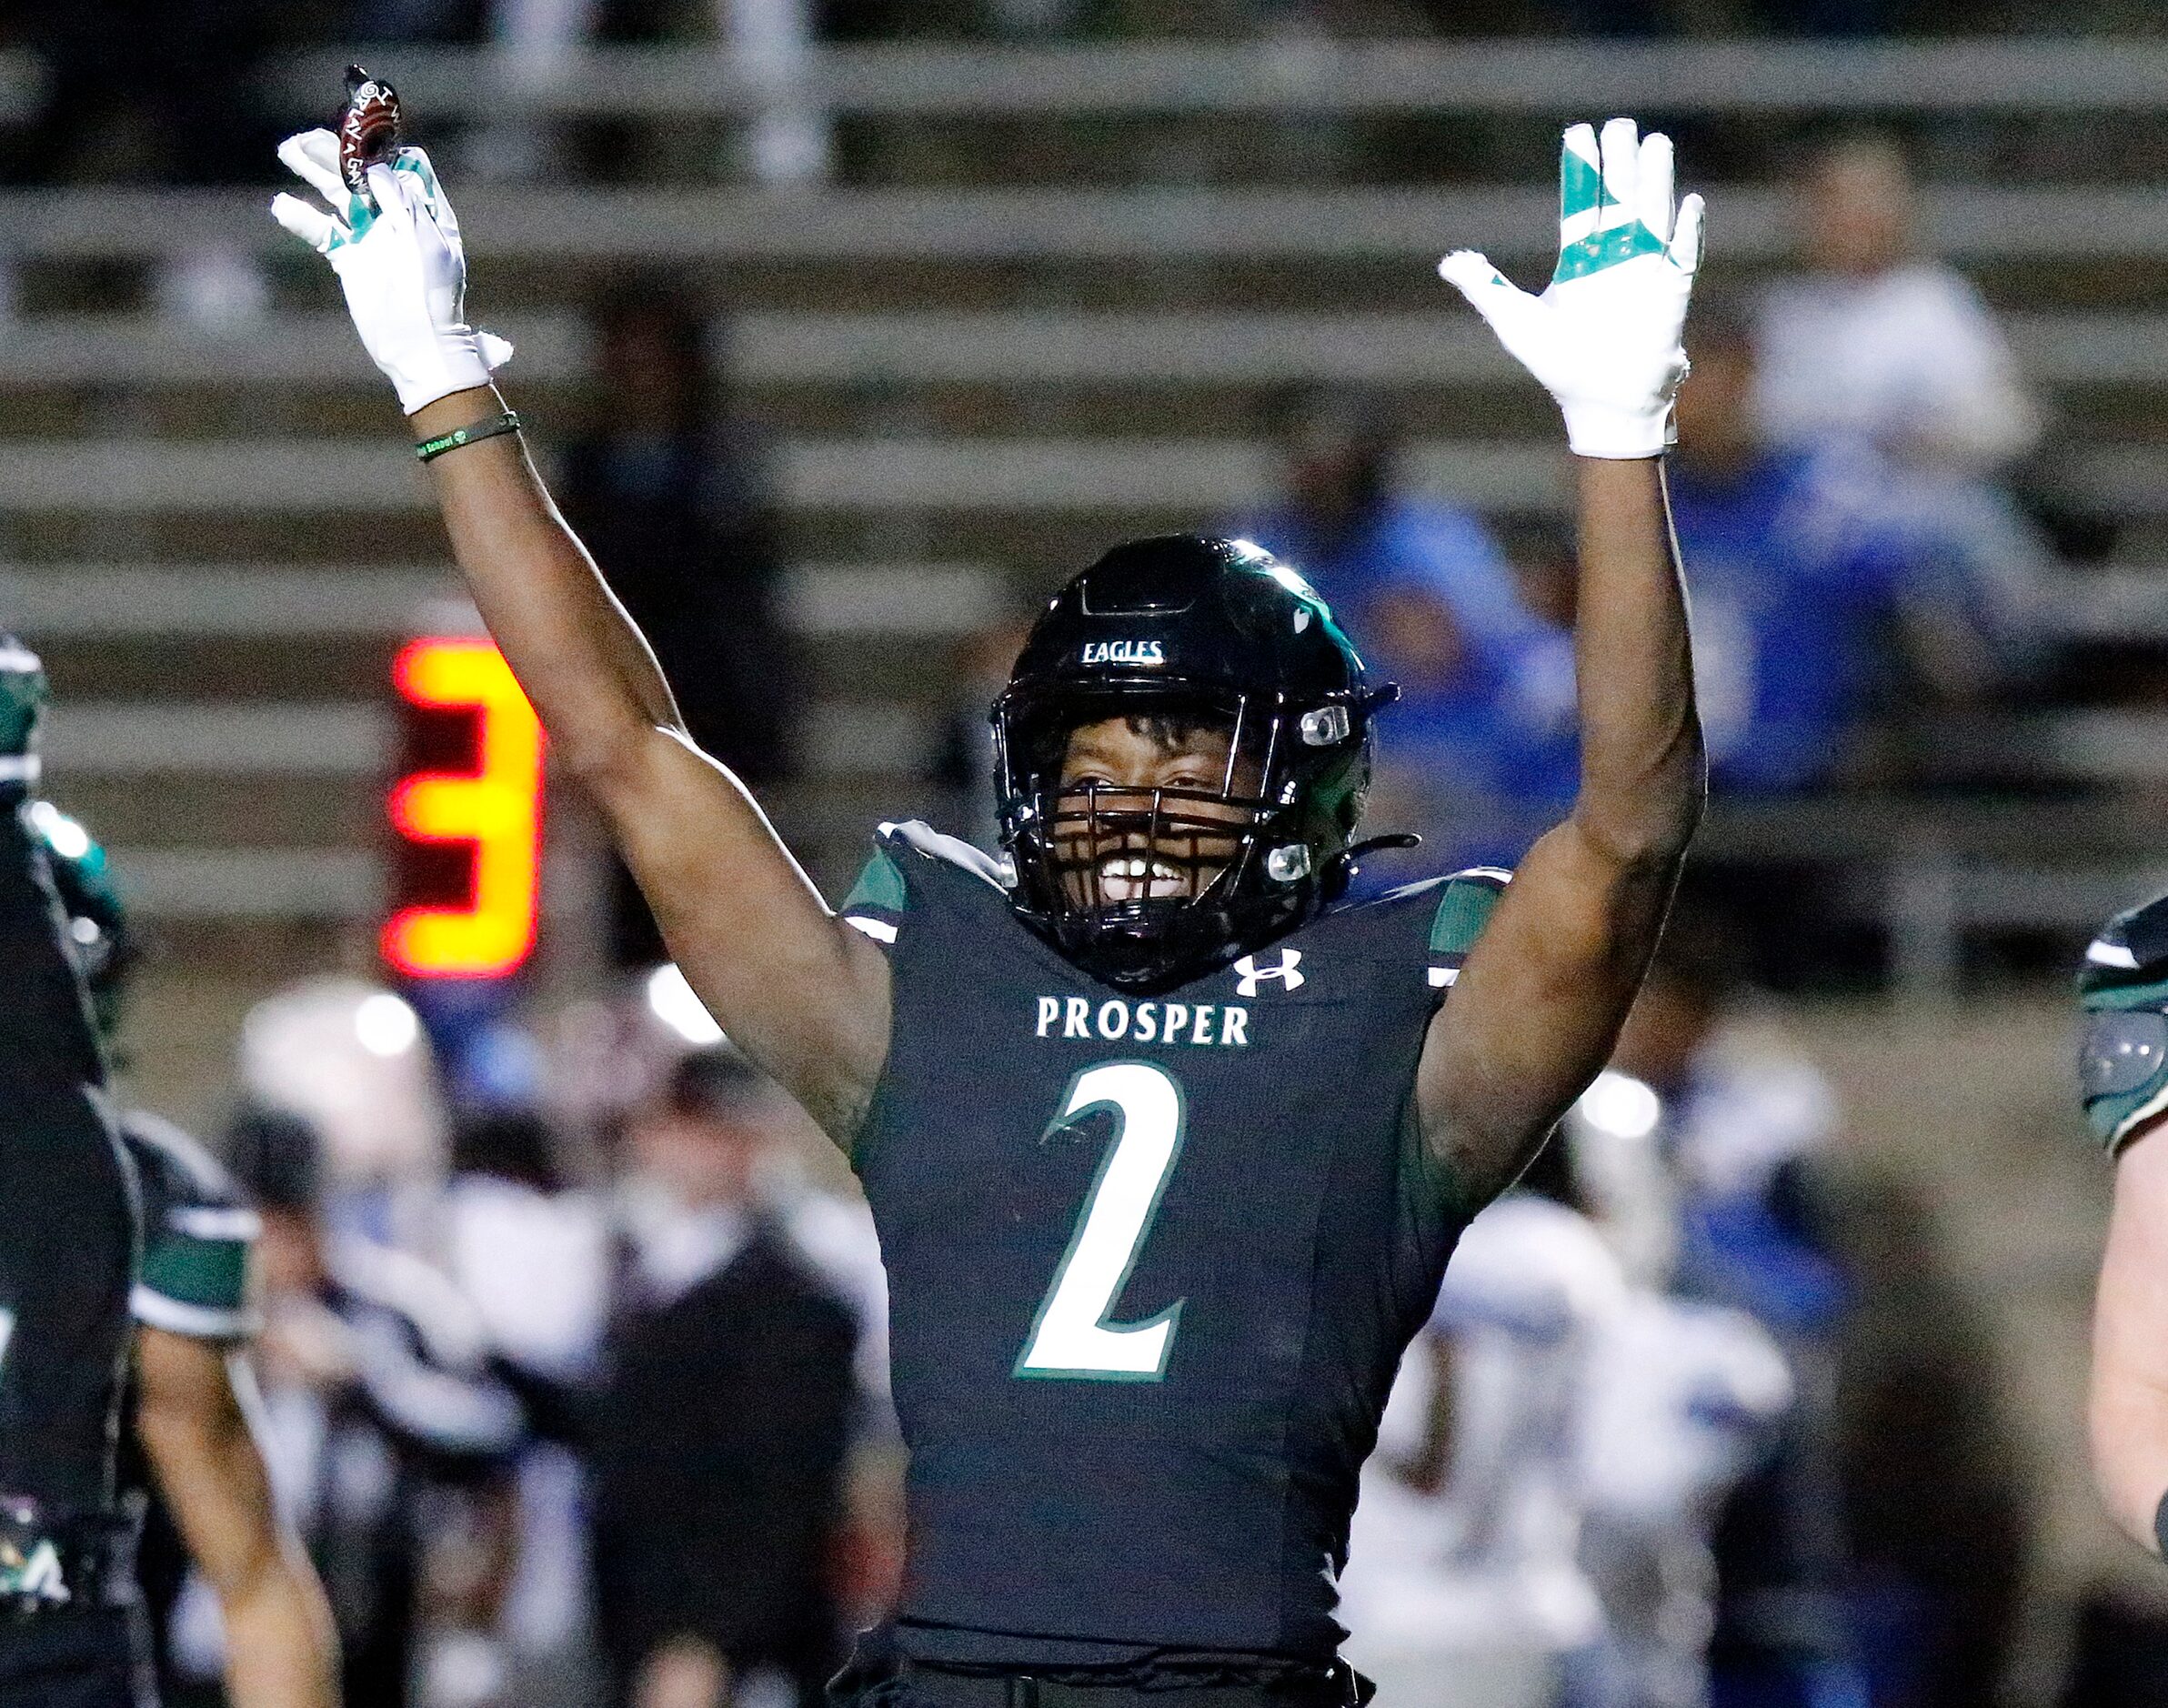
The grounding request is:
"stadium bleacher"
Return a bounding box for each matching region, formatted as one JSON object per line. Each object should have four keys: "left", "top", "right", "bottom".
{"left": 4, "top": 36, "right": 2167, "bottom": 993}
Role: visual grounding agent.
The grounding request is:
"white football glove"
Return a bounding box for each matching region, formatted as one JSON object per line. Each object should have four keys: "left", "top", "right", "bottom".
{"left": 270, "top": 130, "right": 512, "bottom": 417}
{"left": 1440, "top": 118, "right": 1704, "bottom": 460}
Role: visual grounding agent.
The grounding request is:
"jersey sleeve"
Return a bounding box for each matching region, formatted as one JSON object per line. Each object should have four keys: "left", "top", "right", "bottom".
{"left": 2079, "top": 891, "right": 2168, "bottom": 1154}
{"left": 124, "top": 1111, "right": 262, "bottom": 1340}
{"left": 1424, "top": 865, "right": 1511, "bottom": 994}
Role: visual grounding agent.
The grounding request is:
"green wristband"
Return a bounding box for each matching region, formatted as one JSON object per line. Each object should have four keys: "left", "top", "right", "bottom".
{"left": 416, "top": 410, "right": 522, "bottom": 463}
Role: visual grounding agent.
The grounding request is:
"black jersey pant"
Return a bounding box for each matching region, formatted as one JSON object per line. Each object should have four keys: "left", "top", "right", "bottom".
{"left": 0, "top": 1605, "right": 154, "bottom": 1708}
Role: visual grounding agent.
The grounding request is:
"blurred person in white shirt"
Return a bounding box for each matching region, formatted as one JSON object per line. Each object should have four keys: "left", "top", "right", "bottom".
{"left": 1340, "top": 1179, "right": 1791, "bottom": 1708}
{"left": 1756, "top": 134, "right": 2039, "bottom": 478}
{"left": 1340, "top": 1194, "right": 1621, "bottom": 1708}
{"left": 1754, "top": 135, "right": 2053, "bottom": 681}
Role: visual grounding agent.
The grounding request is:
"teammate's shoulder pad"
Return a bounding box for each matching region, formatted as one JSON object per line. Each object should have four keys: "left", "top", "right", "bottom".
{"left": 2080, "top": 890, "right": 2168, "bottom": 1006}
{"left": 2080, "top": 891, "right": 2168, "bottom": 1154}
{"left": 126, "top": 1107, "right": 261, "bottom": 1339}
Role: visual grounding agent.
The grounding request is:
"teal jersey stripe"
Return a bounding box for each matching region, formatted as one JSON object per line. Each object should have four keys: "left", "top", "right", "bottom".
{"left": 1429, "top": 873, "right": 1506, "bottom": 959}
{"left": 844, "top": 848, "right": 908, "bottom": 916}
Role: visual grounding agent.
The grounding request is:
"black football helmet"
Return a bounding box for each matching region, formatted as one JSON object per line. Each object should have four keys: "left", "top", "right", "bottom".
{"left": 992, "top": 535, "right": 1398, "bottom": 990}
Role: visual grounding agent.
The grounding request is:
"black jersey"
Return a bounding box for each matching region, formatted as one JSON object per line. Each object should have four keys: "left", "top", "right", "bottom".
{"left": 839, "top": 823, "right": 1505, "bottom": 1669}
{"left": 0, "top": 800, "right": 136, "bottom": 1538}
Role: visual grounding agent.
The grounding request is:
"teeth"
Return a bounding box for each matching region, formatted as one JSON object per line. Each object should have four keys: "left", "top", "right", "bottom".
{"left": 1098, "top": 855, "right": 1184, "bottom": 903}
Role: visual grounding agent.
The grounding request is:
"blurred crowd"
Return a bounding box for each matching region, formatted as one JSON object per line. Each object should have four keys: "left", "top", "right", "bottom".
{"left": 129, "top": 969, "right": 898, "bottom": 1708}
{"left": 1220, "top": 132, "right": 2059, "bottom": 984}
{"left": 0, "top": 0, "right": 2134, "bottom": 197}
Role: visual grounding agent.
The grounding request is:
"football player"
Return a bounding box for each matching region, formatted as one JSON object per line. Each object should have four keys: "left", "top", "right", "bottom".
{"left": 276, "top": 107, "right": 1704, "bottom": 1703}
{"left": 33, "top": 810, "right": 341, "bottom": 1708}
{"left": 0, "top": 639, "right": 143, "bottom": 1704}
{"left": 2080, "top": 893, "right": 2168, "bottom": 1560}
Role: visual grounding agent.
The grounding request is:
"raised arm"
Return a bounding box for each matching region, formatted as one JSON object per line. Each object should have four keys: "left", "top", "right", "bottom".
{"left": 270, "top": 127, "right": 888, "bottom": 1139}
{"left": 1418, "top": 119, "right": 1706, "bottom": 1208}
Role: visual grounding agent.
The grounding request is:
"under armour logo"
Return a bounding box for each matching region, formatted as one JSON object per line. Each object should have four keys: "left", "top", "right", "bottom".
{"left": 1234, "top": 950, "right": 1304, "bottom": 997}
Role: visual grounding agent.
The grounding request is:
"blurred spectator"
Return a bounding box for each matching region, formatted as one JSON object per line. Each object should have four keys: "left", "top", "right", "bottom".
{"left": 1582, "top": 911, "right": 2026, "bottom": 1706}
{"left": 464, "top": 0, "right": 827, "bottom": 183}
{"left": 170, "top": 1107, "right": 525, "bottom": 1707}
{"left": 238, "top": 976, "right": 449, "bottom": 1252}
{"left": 1341, "top": 1195, "right": 1618, "bottom": 1705}
{"left": 1670, "top": 305, "right": 2027, "bottom": 795}
{"left": 442, "top": 1110, "right": 615, "bottom": 1705}
{"left": 511, "top": 1050, "right": 862, "bottom": 1708}
{"left": 928, "top": 611, "right": 1034, "bottom": 849}
{"left": 559, "top": 277, "right": 797, "bottom": 786}
{"left": 5, "top": 0, "right": 276, "bottom": 325}
{"left": 6, "top": 1, "right": 274, "bottom": 187}
{"left": 556, "top": 278, "right": 800, "bottom": 967}
{"left": 1229, "top": 387, "right": 1577, "bottom": 869}
{"left": 1340, "top": 1179, "right": 1792, "bottom": 1708}
{"left": 1757, "top": 135, "right": 2039, "bottom": 479}
{"left": 1755, "top": 135, "right": 2057, "bottom": 663}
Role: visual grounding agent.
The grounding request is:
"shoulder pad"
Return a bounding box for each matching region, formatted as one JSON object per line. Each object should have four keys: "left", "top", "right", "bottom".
{"left": 878, "top": 820, "right": 1012, "bottom": 889}
{"left": 2081, "top": 891, "right": 2168, "bottom": 1004}
{"left": 1425, "top": 866, "right": 1511, "bottom": 990}
{"left": 2079, "top": 891, "right": 2168, "bottom": 1153}
{"left": 841, "top": 821, "right": 1011, "bottom": 949}
{"left": 122, "top": 1110, "right": 255, "bottom": 1227}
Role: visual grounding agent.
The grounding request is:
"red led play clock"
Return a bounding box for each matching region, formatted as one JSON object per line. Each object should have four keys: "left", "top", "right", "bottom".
{"left": 383, "top": 637, "right": 544, "bottom": 979}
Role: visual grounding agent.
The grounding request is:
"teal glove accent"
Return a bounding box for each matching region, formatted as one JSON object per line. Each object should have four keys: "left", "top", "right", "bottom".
{"left": 1551, "top": 129, "right": 1671, "bottom": 285}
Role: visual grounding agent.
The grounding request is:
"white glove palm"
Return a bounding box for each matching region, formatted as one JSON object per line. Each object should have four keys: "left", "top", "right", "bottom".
{"left": 1440, "top": 118, "right": 1705, "bottom": 460}
{"left": 270, "top": 130, "right": 512, "bottom": 417}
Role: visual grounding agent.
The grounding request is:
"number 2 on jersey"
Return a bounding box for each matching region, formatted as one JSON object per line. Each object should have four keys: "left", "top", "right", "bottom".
{"left": 1016, "top": 1061, "right": 1188, "bottom": 1381}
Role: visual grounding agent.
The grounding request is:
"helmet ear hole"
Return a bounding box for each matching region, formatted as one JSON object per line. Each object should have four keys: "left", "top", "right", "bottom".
{"left": 1266, "top": 845, "right": 1312, "bottom": 884}
{"left": 1299, "top": 706, "right": 1350, "bottom": 747}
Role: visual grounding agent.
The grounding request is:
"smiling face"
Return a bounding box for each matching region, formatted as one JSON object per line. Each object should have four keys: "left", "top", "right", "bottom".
{"left": 1053, "top": 713, "right": 1259, "bottom": 907}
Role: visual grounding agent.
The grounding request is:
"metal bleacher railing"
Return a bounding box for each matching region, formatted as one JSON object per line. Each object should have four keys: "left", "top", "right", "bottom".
{"left": 4, "top": 36, "right": 2168, "bottom": 990}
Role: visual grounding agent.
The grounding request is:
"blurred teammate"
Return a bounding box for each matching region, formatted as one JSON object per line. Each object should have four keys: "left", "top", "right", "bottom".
{"left": 0, "top": 639, "right": 144, "bottom": 1706}
{"left": 277, "top": 107, "right": 1706, "bottom": 1703}
{"left": 30, "top": 809, "right": 341, "bottom": 1708}
{"left": 2080, "top": 894, "right": 2168, "bottom": 1559}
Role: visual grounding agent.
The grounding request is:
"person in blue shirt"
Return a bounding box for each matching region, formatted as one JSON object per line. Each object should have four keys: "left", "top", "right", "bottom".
{"left": 1230, "top": 388, "right": 1578, "bottom": 868}
{"left": 1667, "top": 307, "right": 2009, "bottom": 795}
